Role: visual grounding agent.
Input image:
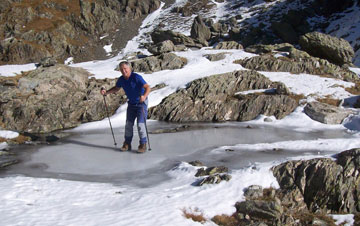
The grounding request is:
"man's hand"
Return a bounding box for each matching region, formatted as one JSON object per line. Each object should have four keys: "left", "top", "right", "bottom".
{"left": 140, "top": 95, "right": 146, "bottom": 103}
{"left": 100, "top": 87, "right": 107, "bottom": 96}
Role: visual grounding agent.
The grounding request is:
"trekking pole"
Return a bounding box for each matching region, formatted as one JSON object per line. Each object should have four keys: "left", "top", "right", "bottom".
{"left": 142, "top": 104, "right": 152, "bottom": 151}
{"left": 101, "top": 88, "right": 117, "bottom": 147}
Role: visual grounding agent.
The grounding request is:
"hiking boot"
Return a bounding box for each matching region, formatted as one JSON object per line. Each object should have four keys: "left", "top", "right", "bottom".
{"left": 137, "top": 143, "right": 147, "bottom": 153}
{"left": 120, "top": 142, "right": 131, "bottom": 152}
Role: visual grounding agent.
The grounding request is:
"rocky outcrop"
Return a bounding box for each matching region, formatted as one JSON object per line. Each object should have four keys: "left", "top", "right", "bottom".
{"left": 149, "top": 70, "right": 298, "bottom": 122}
{"left": 213, "top": 41, "right": 243, "bottom": 50}
{"left": 190, "top": 15, "right": 211, "bottom": 46}
{"left": 215, "top": 148, "right": 360, "bottom": 225}
{"left": 0, "top": 0, "right": 161, "bottom": 64}
{"left": 304, "top": 102, "right": 354, "bottom": 124}
{"left": 151, "top": 29, "right": 198, "bottom": 47}
{"left": 299, "top": 32, "right": 355, "bottom": 66}
{"left": 147, "top": 40, "right": 186, "bottom": 55}
{"left": 193, "top": 165, "right": 231, "bottom": 186}
{"left": 127, "top": 52, "right": 187, "bottom": 73}
{"left": 0, "top": 65, "right": 124, "bottom": 133}
{"left": 237, "top": 51, "right": 359, "bottom": 82}
{"left": 273, "top": 148, "right": 360, "bottom": 213}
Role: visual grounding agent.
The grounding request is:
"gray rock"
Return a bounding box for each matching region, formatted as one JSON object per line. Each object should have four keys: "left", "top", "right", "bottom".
{"left": 304, "top": 102, "right": 353, "bottom": 124}
{"left": 197, "top": 174, "right": 232, "bottom": 186}
{"left": 190, "top": 15, "right": 211, "bottom": 43}
{"left": 299, "top": 32, "right": 355, "bottom": 66}
{"left": 214, "top": 41, "right": 243, "bottom": 50}
{"left": 244, "top": 43, "right": 294, "bottom": 54}
{"left": 235, "top": 199, "right": 283, "bottom": 220}
{"left": 0, "top": 65, "right": 124, "bottom": 133}
{"left": 36, "top": 57, "right": 57, "bottom": 67}
{"left": 244, "top": 185, "right": 264, "bottom": 200}
{"left": 149, "top": 70, "right": 298, "bottom": 122}
{"left": 148, "top": 40, "right": 176, "bottom": 55}
{"left": 195, "top": 166, "right": 229, "bottom": 177}
{"left": 204, "top": 52, "right": 227, "bottom": 61}
{"left": 188, "top": 160, "right": 204, "bottom": 167}
{"left": 129, "top": 52, "right": 187, "bottom": 73}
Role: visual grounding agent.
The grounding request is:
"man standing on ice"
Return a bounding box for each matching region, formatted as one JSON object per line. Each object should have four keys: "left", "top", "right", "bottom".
{"left": 100, "top": 61, "right": 151, "bottom": 153}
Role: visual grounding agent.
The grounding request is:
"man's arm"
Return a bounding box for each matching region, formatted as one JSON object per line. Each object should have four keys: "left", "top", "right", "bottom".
{"left": 140, "top": 84, "right": 151, "bottom": 103}
{"left": 101, "top": 86, "right": 120, "bottom": 96}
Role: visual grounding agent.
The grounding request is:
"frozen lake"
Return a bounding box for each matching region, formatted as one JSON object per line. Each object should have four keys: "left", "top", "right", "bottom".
{"left": 1, "top": 121, "right": 354, "bottom": 187}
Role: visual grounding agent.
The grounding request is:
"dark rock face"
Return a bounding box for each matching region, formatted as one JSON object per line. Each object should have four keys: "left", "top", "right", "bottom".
{"left": 149, "top": 70, "right": 298, "bottom": 122}
{"left": 273, "top": 148, "right": 360, "bottom": 213}
{"left": 299, "top": 32, "right": 355, "bottom": 66}
{"left": 0, "top": 65, "right": 124, "bottom": 133}
{"left": 0, "top": 0, "right": 161, "bottom": 64}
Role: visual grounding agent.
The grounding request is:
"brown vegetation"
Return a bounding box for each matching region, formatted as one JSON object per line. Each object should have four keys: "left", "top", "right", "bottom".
{"left": 211, "top": 214, "right": 239, "bottom": 226}
{"left": 345, "top": 82, "right": 360, "bottom": 95}
{"left": 317, "top": 96, "right": 342, "bottom": 106}
{"left": 182, "top": 207, "right": 207, "bottom": 224}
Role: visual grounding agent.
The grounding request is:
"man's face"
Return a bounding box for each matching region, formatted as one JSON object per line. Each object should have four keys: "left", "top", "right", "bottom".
{"left": 120, "top": 64, "right": 131, "bottom": 78}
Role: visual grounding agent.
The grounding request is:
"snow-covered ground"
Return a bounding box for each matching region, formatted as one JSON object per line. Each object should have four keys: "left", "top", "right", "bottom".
{"left": 1, "top": 1, "right": 360, "bottom": 225}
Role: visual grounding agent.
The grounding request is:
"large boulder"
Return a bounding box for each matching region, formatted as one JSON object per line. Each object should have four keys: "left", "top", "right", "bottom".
{"left": 272, "top": 148, "right": 360, "bottom": 213}
{"left": 299, "top": 32, "right": 355, "bottom": 66}
{"left": 190, "top": 15, "right": 211, "bottom": 44}
{"left": 149, "top": 70, "right": 298, "bottom": 122}
{"left": 147, "top": 40, "right": 176, "bottom": 55}
{"left": 128, "top": 52, "right": 187, "bottom": 73}
{"left": 0, "top": 65, "right": 124, "bottom": 133}
{"left": 304, "top": 102, "right": 353, "bottom": 124}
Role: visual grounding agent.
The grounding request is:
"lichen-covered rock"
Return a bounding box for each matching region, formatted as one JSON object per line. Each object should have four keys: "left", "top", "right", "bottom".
{"left": 299, "top": 32, "right": 355, "bottom": 66}
{"left": 272, "top": 148, "right": 360, "bottom": 213}
{"left": 0, "top": 65, "right": 124, "bottom": 133}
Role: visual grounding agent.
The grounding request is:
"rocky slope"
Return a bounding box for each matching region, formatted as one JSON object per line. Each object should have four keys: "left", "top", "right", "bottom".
{"left": 0, "top": 0, "right": 164, "bottom": 65}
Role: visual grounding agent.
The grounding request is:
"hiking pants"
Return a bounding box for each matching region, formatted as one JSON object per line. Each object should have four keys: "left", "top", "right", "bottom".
{"left": 124, "top": 101, "right": 148, "bottom": 145}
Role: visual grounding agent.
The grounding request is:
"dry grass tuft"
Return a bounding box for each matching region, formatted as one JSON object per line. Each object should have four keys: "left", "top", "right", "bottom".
{"left": 211, "top": 214, "right": 238, "bottom": 226}
{"left": 317, "top": 96, "right": 342, "bottom": 106}
{"left": 182, "top": 207, "right": 207, "bottom": 224}
{"left": 345, "top": 82, "right": 360, "bottom": 95}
